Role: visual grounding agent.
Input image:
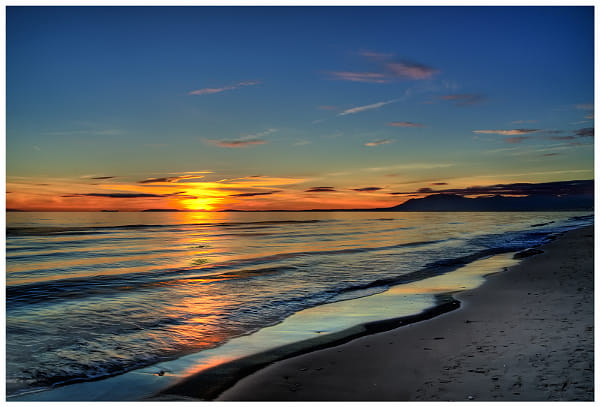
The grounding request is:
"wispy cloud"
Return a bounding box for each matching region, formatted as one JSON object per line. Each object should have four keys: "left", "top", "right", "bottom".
{"left": 329, "top": 53, "right": 438, "bottom": 83}
{"left": 230, "top": 191, "right": 280, "bottom": 197}
{"left": 138, "top": 174, "right": 207, "bottom": 184}
{"left": 387, "top": 121, "right": 423, "bottom": 127}
{"left": 208, "top": 139, "right": 267, "bottom": 148}
{"left": 318, "top": 105, "right": 338, "bottom": 110}
{"left": 305, "top": 187, "right": 337, "bottom": 192}
{"left": 206, "top": 129, "right": 276, "bottom": 148}
{"left": 339, "top": 99, "right": 397, "bottom": 116}
{"left": 89, "top": 176, "right": 116, "bottom": 180}
{"left": 189, "top": 80, "right": 260, "bottom": 95}
{"left": 327, "top": 71, "right": 389, "bottom": 83}
{"left": 546, "top": 127, "right": 594, "bottom": 141}
{"left": 473, "top": 129, "right": 540, "bottom": 136}
{"left": 440, "top": 94, "right": 486, "bottom": 106}
{"left": 351, "top": 187, "right": 383, "bottom": 192}
{"left": 576, "top": 103, "right": 594, "bottom": 110}
{"left": 384, "top": 61, "right": 439, "bottom": 80}
{"left": 63, "top": 193, "right": 165, "bottom": 198}
{"left": 389, "top": 180, "right": 593, "bottom": 197}
{"left": 365, "top": 139, "right": 393, "bottom": 147}
{"left": 575, "top": 127, "right": 594, "bottom": 138}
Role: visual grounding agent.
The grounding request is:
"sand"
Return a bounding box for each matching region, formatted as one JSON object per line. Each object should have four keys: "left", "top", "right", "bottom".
{"left": 214, "top": 225, "right": 594, "bottom": 401}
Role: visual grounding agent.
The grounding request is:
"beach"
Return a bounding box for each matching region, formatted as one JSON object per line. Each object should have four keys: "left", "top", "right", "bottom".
{"left": 6, "top": 213, "right": 593, "bottom": 401}
{"left": 199, "top": 225, "right": 594, "bottom": 401}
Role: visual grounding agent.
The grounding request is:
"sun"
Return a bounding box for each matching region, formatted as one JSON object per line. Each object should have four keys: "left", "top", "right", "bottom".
{"left": 176, "top": 197, "right": 220, "bottom": 211}
{"left": 172, "top": 183, "right": 232, "bottom": 211}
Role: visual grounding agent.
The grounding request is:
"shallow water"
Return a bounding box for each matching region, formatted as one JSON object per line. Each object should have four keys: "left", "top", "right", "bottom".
{"left": 6, "top": 211, "right": 593, "bottom": 397}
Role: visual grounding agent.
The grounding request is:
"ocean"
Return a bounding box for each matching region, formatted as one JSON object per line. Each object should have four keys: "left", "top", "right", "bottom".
{"left": 5, "top": 211, "right": 593, "bottom": 400}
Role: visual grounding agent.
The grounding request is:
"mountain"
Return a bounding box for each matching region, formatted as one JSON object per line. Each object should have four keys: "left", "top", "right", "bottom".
{"left": 382, "top": 193, "right": 594, "bottom": 212}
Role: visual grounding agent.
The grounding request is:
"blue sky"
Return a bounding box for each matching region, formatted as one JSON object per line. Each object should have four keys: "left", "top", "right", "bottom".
{"left": 6, "top": 6, "right": 595, "bottom": 211}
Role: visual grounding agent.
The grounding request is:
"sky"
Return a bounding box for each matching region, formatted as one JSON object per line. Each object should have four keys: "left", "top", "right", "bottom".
{"left": 6, "top": 6, "right": 595, "bottom": 211}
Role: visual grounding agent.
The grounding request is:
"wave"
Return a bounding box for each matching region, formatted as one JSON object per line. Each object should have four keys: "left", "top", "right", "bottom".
{"left": 6, "top": 219, "right": 332, "bottom": 237}
{"left": 6, "top": 239, "right": 445, "bottom": 308}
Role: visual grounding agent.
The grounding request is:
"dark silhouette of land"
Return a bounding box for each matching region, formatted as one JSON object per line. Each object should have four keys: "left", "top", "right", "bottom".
{"left": 380, "top": 193, "right": 593, "bottom": 212}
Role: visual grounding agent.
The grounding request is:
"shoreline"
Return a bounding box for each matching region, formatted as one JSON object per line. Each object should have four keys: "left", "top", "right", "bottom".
{"left": 152, "top": 225, "right": 594, "bottom": 401}
{"left": 150, "top": 226, "right": 594, "bottom": 401}
{"left": 150, "top": 297, "right": 461, "bottom": 401}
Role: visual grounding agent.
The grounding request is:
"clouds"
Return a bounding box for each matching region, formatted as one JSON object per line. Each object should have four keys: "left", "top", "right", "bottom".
{"left": 305, "top": 187, "right": 337, "bottom": 192}
{"left": 351, "top": 187, "right": 382, "bottom": 192}
{"left": 385, "top": 61, "right": 439, "bottom": 80}
{"left": 207, "top": 128, "right": 276, "bottom": 148}
{"left": 574, "top": 127, "right": 594, "bottom": 138}
{"left": 189, "top": 80, "right": 260, "bottom": 95}
{"left": 138, "top": 174, "right": 207, "bottom": 184}
{"left": 306, "top": 186, "right": 383, "bottom": 193}
{"left": 328, "top": 51, "right": 438, "bottom": 84}
{"left": 230, "top": 191, "right": 280, "bottom": 197}
{"left": 327, "top": 71, "right": 389, "bottom": 83}
{"left": 475, "top": 127, "right": 593, "bottom": 144}
{"left": 365, "top": 139, "right": 393, "bottom": 147}
{"left": 391, "top": 180, "right": 593, "bottom": 197}
{"left": 208, "top": 139, "right": 267, "bottom": 148}
{"left": 546, "top": 128, "right": 594, "bottom": 141}
{"left": 473, "top": 129, "right": 540, "bottom": 136}
{"left": 476, "top": 126, "right": 595, "bottom": 146}
{"left": 338, "top": 99, "right": 397, "bottom": 116}
{"left": 328, "top": 63, "right": 437, "bottom": 83}
{"left": 63, "top": 193, "right": 166, "bottom": 198}
{"left": 387, "top": 121, "right": 423, "bottom": 127}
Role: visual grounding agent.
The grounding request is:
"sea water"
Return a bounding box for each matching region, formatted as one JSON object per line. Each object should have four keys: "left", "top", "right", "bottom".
{"left": 5, "top": 211, "right": 593, "bottom": 399}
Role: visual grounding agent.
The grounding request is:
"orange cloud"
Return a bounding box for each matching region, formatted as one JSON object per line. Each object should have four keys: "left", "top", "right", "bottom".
{"left": 473, "top": 129, "right": 539, "bottom": 136}
{"left": 365, "top": 139, "right": 393, "bottom": 147}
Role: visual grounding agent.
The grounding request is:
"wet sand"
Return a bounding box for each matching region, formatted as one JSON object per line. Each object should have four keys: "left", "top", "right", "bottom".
{"left": 215, "top": 225, "right": 594, "bottom": 401}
